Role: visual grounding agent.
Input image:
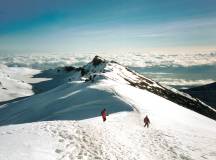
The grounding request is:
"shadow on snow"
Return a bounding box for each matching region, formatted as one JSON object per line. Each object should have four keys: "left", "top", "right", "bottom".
{"left": 0, "top": 83, "right": 133, "bottom": 126}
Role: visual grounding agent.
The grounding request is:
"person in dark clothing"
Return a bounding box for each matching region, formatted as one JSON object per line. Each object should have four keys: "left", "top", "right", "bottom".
{"left": 144, "top": 115, "right": 150, "bottom": 128}
{"left": 101, "top": 108, "right": 107, "bottom": 122}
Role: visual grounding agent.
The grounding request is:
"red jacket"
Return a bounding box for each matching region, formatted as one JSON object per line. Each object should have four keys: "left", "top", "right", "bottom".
{"left": 101, "top": 110, "right": 106, "bottom": 121}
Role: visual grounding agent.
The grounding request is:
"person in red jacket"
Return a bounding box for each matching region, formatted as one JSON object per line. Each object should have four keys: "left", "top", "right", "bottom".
{"left": 144, "top": 115, "right": 150, "bottom": 128}
{"left": 101, "top": 108, "right": 107, "bottom": 122}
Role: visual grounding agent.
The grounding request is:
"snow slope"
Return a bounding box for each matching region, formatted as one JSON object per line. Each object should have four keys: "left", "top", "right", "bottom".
{"left": 0, "top": 64, "right": 35, "bottom": 103}
{"left": 0, "top": 64, "right": 50, "bottom": 104}
{"left": 0, "top": 56, "right": 216, "bottom": 160}
{"left": 0, "top": 112, "right": 215, "bottom": 160}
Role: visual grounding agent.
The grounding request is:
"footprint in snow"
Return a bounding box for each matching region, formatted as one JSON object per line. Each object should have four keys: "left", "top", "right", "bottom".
{"left": 6, "top": 131, "right": 12, "bottom": 134}
{"left": 55, "top": 149, "right": 63, "bottom": 154}
{"left": 58, "top": 138, "right": 64, "bottom": 143}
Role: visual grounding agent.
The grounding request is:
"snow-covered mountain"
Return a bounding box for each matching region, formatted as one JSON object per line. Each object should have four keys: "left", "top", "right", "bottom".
{"left": 0, "top": 56, "right": 216, "bottom": 160}
{"left": 0, "top": 64, "right": 37, "bottom": 104}
{"left": 0, "top": 64, "right": 50, "bottom": 105}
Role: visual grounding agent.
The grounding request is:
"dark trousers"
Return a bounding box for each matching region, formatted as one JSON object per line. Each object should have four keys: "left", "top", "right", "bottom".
{"left": 144, "top": 123, "right": 149, "bottom": 128}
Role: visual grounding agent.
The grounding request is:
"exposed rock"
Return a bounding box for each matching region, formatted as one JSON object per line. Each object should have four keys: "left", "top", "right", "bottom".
{"left": 92, "top": 56, "right": 106, "bottom": 66}
{"left": 64, "top": 66, "right": 76, "bottom": 72}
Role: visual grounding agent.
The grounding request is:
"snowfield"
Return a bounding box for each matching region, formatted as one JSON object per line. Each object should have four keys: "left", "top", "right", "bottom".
{"left": 0, "top": 112, "right": 215, "bottom": 160}
{"left": 0, "top": 56, "right": 216, "bottom": 160}
{"left": 0, "top": 64, "right": 49, "bottom": 104}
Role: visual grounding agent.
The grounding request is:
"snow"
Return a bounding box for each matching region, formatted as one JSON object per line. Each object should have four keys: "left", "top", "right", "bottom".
{"left": 0, "top": 64, "right": 49, "bottom": 103}
{"left": 0, "top": 122, "right": 57, "bottom": 160}
{"left": 0, "top": 111, "right": 215, "bottom": 160}
{"left": 0, "top": 57, "right": 216, "bottom": 160}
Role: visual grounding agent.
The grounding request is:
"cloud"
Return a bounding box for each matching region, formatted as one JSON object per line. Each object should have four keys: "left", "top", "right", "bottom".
{"left": 0, "top": 53, "right": 94, "bottom": 69}
{"left": 159, "top": 78, "right": 215, "bottom": 87}
{"left": 0, "top": 52, "right": 216, "bottom": 69}
{"left": 102, "top": 52, "right": 216, "bottom": 68}
{"left": 0, "top": 52, "right": 215, "bottom": 88}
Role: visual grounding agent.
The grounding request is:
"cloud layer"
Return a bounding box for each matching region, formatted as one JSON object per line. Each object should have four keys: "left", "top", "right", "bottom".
{"left": 0, "top": 52, "right": 216, "bottom": 69}
{"left": 0, "top": 52, "right": 215, "bottom": 88}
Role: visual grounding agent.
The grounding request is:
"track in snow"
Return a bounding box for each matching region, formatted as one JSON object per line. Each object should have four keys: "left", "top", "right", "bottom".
{"left": 1, "top": 112, "right": 215, "bottom": 160}
{"left": 41, "top": 113, "right": 195, "bottom": 160}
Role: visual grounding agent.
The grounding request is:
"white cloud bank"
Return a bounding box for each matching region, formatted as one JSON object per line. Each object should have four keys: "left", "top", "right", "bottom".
{"left": 0, "top": 52, "right": 215, "bottom": 87}
{"left": 0, "top": 52, "right": 216, "bottom": 69}
{"left": 159, "top": 79, "right": 215, "bottom": 87}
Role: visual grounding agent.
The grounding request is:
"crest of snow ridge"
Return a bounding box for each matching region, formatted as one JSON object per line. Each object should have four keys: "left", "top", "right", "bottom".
{"left": 60, "top": 56, "right": 216, "bottom": 120}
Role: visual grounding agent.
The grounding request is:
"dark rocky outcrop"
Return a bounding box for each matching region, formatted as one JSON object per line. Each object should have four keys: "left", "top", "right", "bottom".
{"left": 92, "top": 56, "right": 106, "bottom": 66}
{"left": 64, "top": 66, "right": 76, "bottom": 72}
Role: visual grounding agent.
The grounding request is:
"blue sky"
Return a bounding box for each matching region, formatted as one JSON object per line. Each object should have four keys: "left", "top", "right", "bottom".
{"left": 0, "top": 0, "right": 216, "bottom": 54}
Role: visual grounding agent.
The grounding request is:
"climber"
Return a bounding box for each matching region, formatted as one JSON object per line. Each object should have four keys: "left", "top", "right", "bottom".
{"left": 144, "top": 115, "right": 150, "bottom": 128}
{"left": 101, "top": 108, "right": 107, "bottom": 122}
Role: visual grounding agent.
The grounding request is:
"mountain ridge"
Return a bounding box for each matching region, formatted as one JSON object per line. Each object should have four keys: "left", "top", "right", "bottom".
{"left": 0, "top": 56, "right": 215, "bottom": 126}
{"left": 62, "top": 56, "right": 216, "bottom": 120}
{"left": 0, "top": 56, "right": 216, "bottom": 160}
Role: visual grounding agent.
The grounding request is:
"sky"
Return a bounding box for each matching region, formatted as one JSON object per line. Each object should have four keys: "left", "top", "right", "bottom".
{"left": 0, "top": 0, "right": 216, "bottom": 54}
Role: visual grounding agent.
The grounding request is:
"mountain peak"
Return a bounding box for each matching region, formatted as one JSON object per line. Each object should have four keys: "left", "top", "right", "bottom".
{"left": 91, "top": 56, "right": 107, "bottom": 66}
{"left": 6, "top": 56, "right": 215, "bottom": 122}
